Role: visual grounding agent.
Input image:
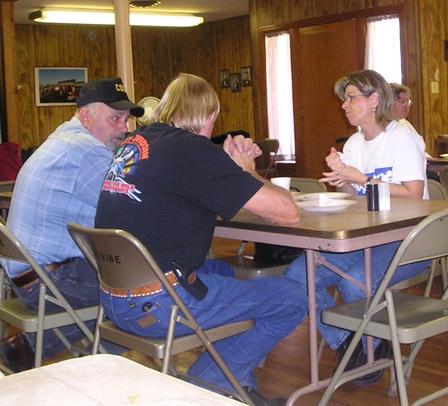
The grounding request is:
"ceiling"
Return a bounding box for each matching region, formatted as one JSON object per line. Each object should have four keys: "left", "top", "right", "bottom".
{"left": 14, "top": 0, "right": 249, "bottom": 25}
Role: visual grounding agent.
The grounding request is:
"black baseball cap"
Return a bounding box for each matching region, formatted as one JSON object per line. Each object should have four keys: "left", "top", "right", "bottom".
{"left": 77, "top": 78, "right": 144, "bottom": 118}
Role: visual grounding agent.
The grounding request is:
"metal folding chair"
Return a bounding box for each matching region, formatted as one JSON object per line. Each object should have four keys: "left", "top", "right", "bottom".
{"left": 0, "top": 222, "right": 99, "bottom": 374}
{"left": 319, "top": 209, "right": 448, "bottom": 405}
{"left": 289, "top": 177, "right": 328, "bottom": 193}
{"left": 67, "top": 222, "right": 254, "bottom": 405}
{"left": 255, "top": 138, "right": 279, "bottom": 179}
{"left": 427, "top": 178, "right": 448, "bottom": 200}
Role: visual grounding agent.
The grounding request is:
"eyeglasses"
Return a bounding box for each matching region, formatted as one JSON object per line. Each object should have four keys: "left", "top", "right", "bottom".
{"left": 395, "top": 98, "right": 413, "bottom": 106}
{"left": 343, "top": 94, "right": 366, "bottom": 103}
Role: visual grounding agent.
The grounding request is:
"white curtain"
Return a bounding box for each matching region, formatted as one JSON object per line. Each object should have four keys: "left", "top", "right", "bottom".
{"left": 265, "top": 32, "right": 295, "bottom": 159}
{"left": 364, "top": 16, "right": 402, "bottom": 83}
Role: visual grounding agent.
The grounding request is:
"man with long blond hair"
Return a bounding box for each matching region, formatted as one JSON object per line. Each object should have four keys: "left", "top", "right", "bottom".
{"left": 95, "top": 73, "right": 307, "bottom": 405}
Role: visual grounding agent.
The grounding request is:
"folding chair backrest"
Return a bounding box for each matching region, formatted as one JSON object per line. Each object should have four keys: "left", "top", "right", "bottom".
{"left": 290, "top": 177, "right": 328, "bottom": 193}
{"left": 439, "top": 167, "right": 448, "bottom": 193}
{"left": 0, "top": 222, "right": 40, "bottom": 268}
{"left": 427, "top": 179, "right": 448, "bottom": 200}
{"left": 67, "top": 223, "right": 160, "bottom": 291}
{"left": 255, "top": 138, "right": 279, "bottom": 178}
{"left": 371, "top": 209, "right": 448, "bottom": 306}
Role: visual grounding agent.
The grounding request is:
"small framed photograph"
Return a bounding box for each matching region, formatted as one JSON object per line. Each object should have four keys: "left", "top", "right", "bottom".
{"left": 240, "top": 66, "right": 252, "bottom": 86}
{"left": 34, "top": 67, "right": 88, "bottom": 106}
{"left": 230, "top": 73, "right": 241, "bottom": 93}
{"left": 219, "top": 69, "right": 230, "bottom": 88}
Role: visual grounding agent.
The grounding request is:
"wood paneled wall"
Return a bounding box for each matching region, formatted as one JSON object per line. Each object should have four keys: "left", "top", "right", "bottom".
{"left": 14, "top": 17, "right": 253, "bottom": 148}
{"left": 418, "top": 0, "right": 448, "bottom": 153}
{"left": 249, "top": 0, "right": 448, "bottom": 156}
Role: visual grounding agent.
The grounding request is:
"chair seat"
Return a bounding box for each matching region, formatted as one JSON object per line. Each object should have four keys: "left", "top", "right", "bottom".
{"left": 0, "top": 298, "right": 98, "bottom": 332}
{"left": 99, "top": 319, "right": 254, "bottom": 359}
{"left": 322, "top": 291, "right": 448, "bottom": 344}
{"left": 223, "top": 255, "right": 286, "bottom": 280}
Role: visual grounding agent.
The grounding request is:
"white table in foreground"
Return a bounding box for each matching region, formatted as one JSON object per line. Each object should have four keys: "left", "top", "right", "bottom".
{"left": 0, "top": 354, "right": 241, "bottom": 406}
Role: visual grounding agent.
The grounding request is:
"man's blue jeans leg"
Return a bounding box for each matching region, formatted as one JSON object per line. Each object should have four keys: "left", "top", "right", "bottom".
{"left": 101, "top": 259, "right": 308, "bottom": 390}
{"left": 284, "top": 250, "right": 364, "bottom": 350}
{"left": 13, "top": 257, "right": 123, "bottom": 358}
{"left": 285, "top": 242, "right": 431, "bottom": 351}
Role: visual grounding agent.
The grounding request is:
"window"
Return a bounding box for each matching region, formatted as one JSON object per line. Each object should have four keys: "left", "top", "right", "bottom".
{"left": 265, "top": 32, "right": 295, "bottom": 160}
{"left": 364, "top": 15, "right": 402, "bottom": 83}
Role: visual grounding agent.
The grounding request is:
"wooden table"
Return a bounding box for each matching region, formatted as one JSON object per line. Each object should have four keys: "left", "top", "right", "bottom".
{"left": 0, "top": 354, "right": 241, "bottom": 405}
{"left": 215, "top": 196, "right": 448, "bottom": 404}
{"left": 427, "top": 157, "right": 448, "bottom": 175}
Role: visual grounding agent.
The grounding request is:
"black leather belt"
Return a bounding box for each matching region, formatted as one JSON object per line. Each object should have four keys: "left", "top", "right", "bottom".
{"left": 12, "top": 258, "right": 75, "bottom": 288}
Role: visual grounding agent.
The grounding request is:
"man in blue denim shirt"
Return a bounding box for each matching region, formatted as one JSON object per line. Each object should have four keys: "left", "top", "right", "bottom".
{"left": 0, "top": 78, "right": 143, "bottom": 372}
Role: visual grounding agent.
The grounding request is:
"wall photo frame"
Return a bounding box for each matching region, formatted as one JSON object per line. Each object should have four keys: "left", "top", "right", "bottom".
{"left": 230, "top": 73, "right": 241, "bottom": 93}
{"left": 219, "top": 69, "right": 230, "bottom": 88}
{"left": 240, "top": 66, "right": 252, "bottom": 86}
{"left": 34, "top": 67, "right": 88, "bottom": 106}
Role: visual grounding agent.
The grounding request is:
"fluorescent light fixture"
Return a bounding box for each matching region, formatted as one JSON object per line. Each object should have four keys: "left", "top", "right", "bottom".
{"left": 29, "top": 8, "right": 204, "bottom": 27}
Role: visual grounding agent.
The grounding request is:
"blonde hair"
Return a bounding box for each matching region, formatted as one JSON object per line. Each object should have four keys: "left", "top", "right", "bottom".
{"left": 334, "top": 69, "right": 394, "bottom": 127}
{"left": 150, "top": 73, "right": 220, "bottom": 134}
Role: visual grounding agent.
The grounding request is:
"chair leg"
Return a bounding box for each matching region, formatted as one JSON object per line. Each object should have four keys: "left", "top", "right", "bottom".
{"left": 162, "top": 304, "right": 179, "bottom": 374}
{"left": 385, "top": 290, "right": 409, "bottom": 406}
{"left": 34, "top": 283, "right": 47, "bottom": 368}
{"left": 319, "top": 328, "right": 366, "bottom": 405}
{"left": 424, "top": 260, "right": 438, "bottom": 297}
{"left": 92, "top": 306, "right": 104, "bottom": 355}
{"left": 441, "top": 257, "right": 448, "bottom": 291}
{"left": 318, "top": 287, "right": 339, "bottom": 362}
{"left": 194, "top": 327, "right": 254, "bottom": 406}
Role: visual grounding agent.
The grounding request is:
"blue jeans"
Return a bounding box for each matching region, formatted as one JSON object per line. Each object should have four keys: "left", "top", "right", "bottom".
{"left": 100, "top": 259, "right": 308, "bottom": 390}
{"left": 284, "top": 242, "right": 430, "bottom": 350}
{"left": 12, "top": 257, "right": 123, "bottom": 358}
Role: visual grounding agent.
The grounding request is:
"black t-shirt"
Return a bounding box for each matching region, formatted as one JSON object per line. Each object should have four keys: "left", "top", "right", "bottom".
{"left": 95, "top": 123, "right": 263, "bottom": 272}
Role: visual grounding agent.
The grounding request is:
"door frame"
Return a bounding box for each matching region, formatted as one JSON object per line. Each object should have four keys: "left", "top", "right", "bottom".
{"left": 256, "top": 5, "right": 406, "bottom": 173}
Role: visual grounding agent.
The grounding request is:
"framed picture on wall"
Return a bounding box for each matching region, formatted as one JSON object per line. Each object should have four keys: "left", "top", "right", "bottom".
{"left": 240, "top": 66, "right": 252, "bottom": 86}
{"left": 34, "top": 67, "right": 88, "bottom": 106}
{"left": 219, "top": 69, "right": 230, "bottom": 88}
{"left": 230, "top": 73, "right": 241, "bottom": 93}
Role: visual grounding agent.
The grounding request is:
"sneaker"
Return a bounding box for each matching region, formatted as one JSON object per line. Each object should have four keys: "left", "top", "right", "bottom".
{"left": 244, "top": 387, "right": 286, "bottom": 406}
{"left": 0, "top": 333, "right": 35, "bottom": 373}
{"left": 335, "top": 335, "right": 391, "bottom": 385}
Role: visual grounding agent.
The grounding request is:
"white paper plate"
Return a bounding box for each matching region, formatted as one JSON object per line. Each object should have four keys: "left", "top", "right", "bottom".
{"left": 297, "top": 199, "right": 357, "bottom": 212}
{"left": 440, "top": 153, "right": 448, "bottom": 160}
{"left": 296, "top": 192, "right": 351, "bottom": 201}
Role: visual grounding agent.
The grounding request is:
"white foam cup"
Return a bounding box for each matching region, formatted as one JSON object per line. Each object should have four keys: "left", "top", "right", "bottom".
{"left": 271, "top": 177, "right": 291, "bottom": 190}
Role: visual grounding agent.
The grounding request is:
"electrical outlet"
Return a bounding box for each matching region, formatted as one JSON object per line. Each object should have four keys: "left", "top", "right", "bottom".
{"left": 431, "top": 82, "right": 440, "bottom": 93}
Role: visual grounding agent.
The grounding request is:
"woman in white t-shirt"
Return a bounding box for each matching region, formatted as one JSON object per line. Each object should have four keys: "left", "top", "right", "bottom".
{"left": 321, "top": 72, "right": 427, "bottom": 198}
{"left": 285, "top": 69, "right": 429, "bottom": 384}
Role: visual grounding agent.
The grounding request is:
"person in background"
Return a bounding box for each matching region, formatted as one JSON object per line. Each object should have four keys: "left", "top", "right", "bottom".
{"left": 95, "top": 73, "right": 307, "bottom": 405}
{"left": 0, "top": 78, "right": 144, "bottom": 372}
{"left": 285, "top": 69, "right": 429, "bottom": 384}
{"left": 390, "top": 82, "right": 427, "bottom": 151}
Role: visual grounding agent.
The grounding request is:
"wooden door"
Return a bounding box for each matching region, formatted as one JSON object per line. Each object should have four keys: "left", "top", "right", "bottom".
{"left": 294, "top": 19, "right": 363, "bottom": 178}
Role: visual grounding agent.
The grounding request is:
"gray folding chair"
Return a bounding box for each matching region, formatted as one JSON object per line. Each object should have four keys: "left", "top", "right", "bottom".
{"left": 439, "top": 167, "right": 448, "bottom": 193}
{"left": 290, "top": 177, "right": 328, "bottom": 193}
{"left": 319, "top": 209, "right": 448, "bottom": 406}
{"left": 393, "top": 179, "right": 448, "bottom": 294}
{"left": 67, "top": 222, "right": 254, "bottom": 405}
{"left": 0, "top": 222, "right": 99, "bottom": 374}
{"left": 255, "top": 138, "right": 279, "bottom": 179}
{"left": 427, "top": 178, "right": 448, "bottom": 200}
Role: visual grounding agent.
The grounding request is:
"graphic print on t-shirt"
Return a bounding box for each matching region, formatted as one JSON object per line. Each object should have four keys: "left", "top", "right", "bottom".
{"left": 353, "top": 166, "right": 393, "bottom": 195}
{"left": 102, "top": 134, "right": 149, "bottom": 202}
